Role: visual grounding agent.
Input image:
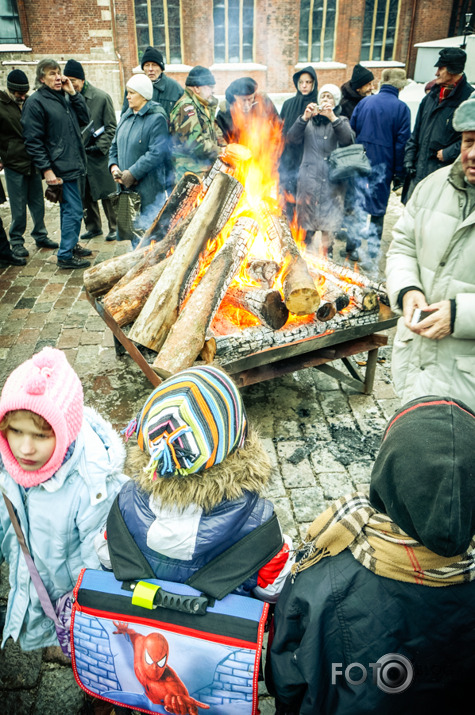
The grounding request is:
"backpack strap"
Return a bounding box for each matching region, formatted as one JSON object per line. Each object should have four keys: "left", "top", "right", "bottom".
{"left": 106, "top": 494, "right": 283, "bottom": 600}
{"left": 186, "top": 512, "right": 283, "bottom": 600}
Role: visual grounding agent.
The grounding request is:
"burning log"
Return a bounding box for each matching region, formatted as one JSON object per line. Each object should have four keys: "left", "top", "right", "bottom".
{"left": 225, "top": 285, "right": 289, "bottom": 330}
{"left": 137, "top": 172, "right": 202, "bottom": 247}
{"left": 129, "top": 171, "right": 243, "bottom": 352}
{"left": 317, "top": 285, "right": 351, "bottom": 321}
{"left": 315, "top": 268, "right": 378, "bottom": 312}
{"left": 83, "top": 247, "right": 148, "bottom": 297}
{"left": 264, "top": 213, "right": 320, "bottom": 316}
{"left": 103, "top": 256, "right": 170, "bottom": 327}
{"left": 152, "top": 217, "right": 259, "bottom": 375}
{"left": 246, "top": 259, "right": 280, "bottom": 289}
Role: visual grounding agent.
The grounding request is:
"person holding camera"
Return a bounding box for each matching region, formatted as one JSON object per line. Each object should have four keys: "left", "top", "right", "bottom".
{"left": 21, "top": 59, "right": 92, "bottom": 269}
{"left": 285, "top": 84, "right": 354, "bottom": 257}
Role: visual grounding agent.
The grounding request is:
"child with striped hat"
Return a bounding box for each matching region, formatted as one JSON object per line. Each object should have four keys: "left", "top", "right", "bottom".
{"left": 96, "top": 364, "right": 293, "bottom": 602}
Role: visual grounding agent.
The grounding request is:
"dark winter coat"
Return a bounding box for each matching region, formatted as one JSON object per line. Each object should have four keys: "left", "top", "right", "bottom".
{"left": 279, "top": 66, "right": 318, "bottom": 199}
{"left": 21, "top": 85, "right": 89, "bottom": 181}
{"left": 286, "top": 109, "right": 354, "bottom": 232}
{"left": 121, "top": 72, "right": 183, "bottom": 118}
{"left": 216, "top": 91, "right": 280, "bottom": 144}
{"left": 267, "top": 549, "right": 475, "bottom": 715}
{"left": 403, "top": 73, "right": 473, "bottom": 201}
{"left": 81, "top": 81, "right": 117, "bottom": 201}
{"left": 0, "top": 90, "right": 37, "bottom": 175}
{"left": 109, "top": 100, "right": 169, "bottom": 210}
{"left": 340, "top": 80, "right": 365, "bottom": 119}
{"left": 351, "top": 84, "right": 411, "bottom": 216}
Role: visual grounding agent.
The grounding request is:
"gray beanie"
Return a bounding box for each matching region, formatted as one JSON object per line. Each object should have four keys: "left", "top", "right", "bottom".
{"left": 7, "top": 69, "right": 29, "bottom": 93}
{"left": 453, "top": 92, "right": 475, "bottom": 132}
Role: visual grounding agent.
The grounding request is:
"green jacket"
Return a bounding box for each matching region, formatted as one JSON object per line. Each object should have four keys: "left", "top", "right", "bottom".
{"left": 169, "top": 87, "right": 225, "bottom": 181}
{"left": 0, "top": 89, "right": 37, "bottom": 175}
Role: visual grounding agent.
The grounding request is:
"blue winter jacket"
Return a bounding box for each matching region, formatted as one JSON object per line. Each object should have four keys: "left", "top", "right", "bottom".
{"left": 351, "top": 84, "right": 411, "bottom": 215}
{"left": 0, "top": 408, "right": 129, "bottom": 651}
{"left": 109, "top": 100, "right": 169, "bottom": 211}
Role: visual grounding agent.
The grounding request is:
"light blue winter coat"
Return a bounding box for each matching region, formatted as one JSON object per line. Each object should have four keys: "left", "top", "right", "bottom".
{"left": 0, "top": 407, "right": 129, "bottom": 651}
{"left": 108, "top": 100, "right": 169, "bottom": 211}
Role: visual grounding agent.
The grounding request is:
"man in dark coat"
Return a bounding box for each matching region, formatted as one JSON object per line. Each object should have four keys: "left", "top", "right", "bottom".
{"left": 267, "top": 395, "right": 475, "bottom": 715}
{"left": 64, "top": 59, "right": 117, "bottom": 242}
{"left": 340, "top": 63, "right": 374, "bottom": 119}
{"left": 279, "top": 66, "right": 318, "bottom": 220}
{"left": 216, "top": 77, "right": 280, "bottom": 144}
{"left": 121, "top": 46, "right": 183, "bottom": 119}
{"left": 403, "top": 47, "right": 472, "bottom": 203}
{"left": 21, "top": 58, "right": 92, "bottom": 269}
{"left": 350, "top": 68, "right": 411, "bottom": 259}
{"left": 0, "top": 69, "right": 57, "bottom": 259}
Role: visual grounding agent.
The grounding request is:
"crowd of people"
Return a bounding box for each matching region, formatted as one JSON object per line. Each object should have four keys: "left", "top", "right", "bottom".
{"left": 0, "top": 41, "right": 475, "bottom": 715}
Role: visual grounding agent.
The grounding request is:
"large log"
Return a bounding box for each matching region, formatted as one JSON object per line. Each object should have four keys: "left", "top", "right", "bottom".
{"left": 103, "top": 255, "right": 170, "bottom": 327}
{"left": 263, "top": 212, "right": 321, "bottom": 316}
{"left": 129, "top": 171, "right": 243, "bottom": 352}
{"left": 225, "top": 285, "right": 289, "bottom": 330}
{"left": 83, "top": 247, "right": 147, "bottom": 297}
{"left": 151, "top": 217, "right": 259, "bottom": 375}
{"left": 246, "top": 259, "right": 280, "bottom": 289}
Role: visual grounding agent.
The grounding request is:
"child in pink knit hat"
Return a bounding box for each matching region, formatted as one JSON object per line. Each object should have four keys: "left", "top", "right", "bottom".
{"left": 0, "top": 347, "right": 129, "bottom": 652}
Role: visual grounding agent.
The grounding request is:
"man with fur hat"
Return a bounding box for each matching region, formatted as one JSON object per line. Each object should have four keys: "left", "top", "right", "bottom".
{"left": 403, "top": 47, "right": 472, "bottom": 203}
{"left": 97, "top": 365, "right": 293, "bottom": 602}
{"left": 350, "top": 68, "right": 411, "bottom": 262}
{"left": 340, "top": 63, "right": 374, "bottom": 119}
{"left": 0, "top": 69, "right": 57, "bottom": 259}
{"left": 121, "top": 46, "right": 183, "bottom": 119}
{"left": 63, "top": 59, "right": 117, "bottom": 242}
{"left": 169, "top": 66, "right": 226, "bottom": 182}
{"left": 267, "top": 396, "right": 475, "bottom": 714}
{"left": 385, "top": 93, "right": 475, "bottom": 411}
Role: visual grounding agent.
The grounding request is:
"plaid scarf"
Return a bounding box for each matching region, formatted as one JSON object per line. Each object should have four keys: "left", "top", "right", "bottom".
{"left": 292, "top": 492, "right": 475, "bottom": 586}
{"left": 438, "top": 77, "right": 460, "bottom": 103}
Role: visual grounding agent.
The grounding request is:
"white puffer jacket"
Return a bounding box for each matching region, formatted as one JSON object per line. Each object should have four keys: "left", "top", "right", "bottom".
{"left": 386, "top": 158, "right": 475, "bottom": 409}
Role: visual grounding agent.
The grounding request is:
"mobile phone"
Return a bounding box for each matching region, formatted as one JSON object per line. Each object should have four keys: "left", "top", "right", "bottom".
{"left": 411, "top": 308, "right": 433, "bottom": 326}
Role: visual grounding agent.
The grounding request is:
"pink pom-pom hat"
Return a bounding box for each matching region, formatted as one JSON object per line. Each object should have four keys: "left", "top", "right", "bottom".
{"left": 0, "top": 347, "right": 84, "bottom": 487}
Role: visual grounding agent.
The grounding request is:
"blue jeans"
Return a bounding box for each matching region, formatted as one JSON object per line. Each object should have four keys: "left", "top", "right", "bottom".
{"left": 4, "top": 167, "right": 48, "bottom": 247}
{"left": 58, "top": 179, "right": 83, "bottom": 260}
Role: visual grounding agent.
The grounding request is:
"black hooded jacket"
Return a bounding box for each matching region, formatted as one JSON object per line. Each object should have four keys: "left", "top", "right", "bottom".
{"left": 267, "top": 396, "right": 475, "bottom": 715}
{"left": 279, "top": 66, "right": 318, "bottom": 198}
{"left": 340, "top": 80, "right": 365, "bottom": 119}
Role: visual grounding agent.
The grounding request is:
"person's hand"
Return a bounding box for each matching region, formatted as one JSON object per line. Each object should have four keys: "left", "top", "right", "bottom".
{"left": 318, "top": 102, "right": 336, "bottom": 122}
{"left": 411, "top": 300, "right": 452, "bottom": 340}
{"left": 0, "top": 162, "right": 3, "bottom": 172}
{"left": 110, "top": 165, "right": 122, "bottom": 182}
{"left": 436, "top": 149, "right": 444, "bottom": 162}
{"left": 402, "top": 290, "right": 428, "bottom": 331}
{"left": 403, "top": 162, "right": 416, "bottom": 177}
{"left": 60, "top": 75, "right": 76, "bottom": 95}
{"left": 44, "top": 169, "right": 62, "bottom": 185}
{"left": 392, "top": 174, "right": 404, "bottom": 191}
{"left": 303, "top": 103, "right": 317, "bottom": 121}
{"left": 119, "top": 169, "right": 136, "bottom": 188}
{"left": 86, "top": 145, "right": 102, "bottom": 156}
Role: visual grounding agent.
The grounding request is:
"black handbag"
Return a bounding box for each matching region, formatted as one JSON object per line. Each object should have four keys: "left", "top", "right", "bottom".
{"left": 328, "top": 144, "right": 372, "bottom": 183}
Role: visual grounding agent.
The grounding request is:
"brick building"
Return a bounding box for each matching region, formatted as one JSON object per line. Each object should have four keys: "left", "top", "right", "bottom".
{"left": 0, "top": 0, "right": 471, "bottom": 109}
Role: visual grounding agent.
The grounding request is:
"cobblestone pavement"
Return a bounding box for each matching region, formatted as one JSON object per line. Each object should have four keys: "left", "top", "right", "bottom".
{"left": 0, "top": 190, "right": 403, "bottom": 714}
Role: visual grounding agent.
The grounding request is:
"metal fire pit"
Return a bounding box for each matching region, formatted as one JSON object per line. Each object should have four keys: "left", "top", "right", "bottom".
{"left": 86, "top": 290, "right": 397, "bottom": 395}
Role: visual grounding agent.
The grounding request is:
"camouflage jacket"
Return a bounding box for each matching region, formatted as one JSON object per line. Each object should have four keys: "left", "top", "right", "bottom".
{"left": 169, "top": 87, "right": 226, "bottom": 181}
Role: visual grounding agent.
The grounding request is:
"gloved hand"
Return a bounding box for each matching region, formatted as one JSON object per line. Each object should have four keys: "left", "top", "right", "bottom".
{"left": 120, "top": 169, "right": 136, "bottom": 188}
{"left": 85, "top": 145, "right": 102, "bottom": 156}
{"left": 392, "top": 174, "right": 405, "bottom": 191}
{"left": 403, "top": 163, "right": 416, "bottom": 178}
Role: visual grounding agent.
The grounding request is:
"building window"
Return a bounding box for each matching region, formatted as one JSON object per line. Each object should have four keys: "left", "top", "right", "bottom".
{"left": 134, "top": 0, "right": 183, "bottom": 64}
{"left": 361, "top": 0, "right": 401, "bottom": 61}
{"left": 299, "top": 0, "right": 338, "bottom": 63}
{"left": 213, "top": 0, "right": 255, "bottom": 63}
{"left": 0, "top": 0, "right": 23, "bottom": 44}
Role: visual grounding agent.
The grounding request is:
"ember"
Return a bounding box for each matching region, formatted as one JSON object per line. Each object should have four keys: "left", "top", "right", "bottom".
{"left": 84, "top": 106, "right": 394, "bottom": 385}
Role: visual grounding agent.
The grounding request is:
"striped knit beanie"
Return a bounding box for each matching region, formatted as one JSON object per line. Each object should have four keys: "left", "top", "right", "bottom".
{"left": 123, "top": 366, "right": 247, "bottom": 479}
{"left": 0, "top": 347, "right": 83, "bottom": 487}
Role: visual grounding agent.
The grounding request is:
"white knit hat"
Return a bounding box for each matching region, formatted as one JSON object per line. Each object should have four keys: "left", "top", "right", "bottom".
{"left": 318, "top": 83, "right": 342, "bottom": 107}
{"left": 126, "top": 73, "right": 153, "bottom": 101}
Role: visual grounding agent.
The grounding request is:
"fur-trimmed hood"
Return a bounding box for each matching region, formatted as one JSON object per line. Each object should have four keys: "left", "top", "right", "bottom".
{"left": 124, "top": 426, "right": 271, "bottom": 512}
